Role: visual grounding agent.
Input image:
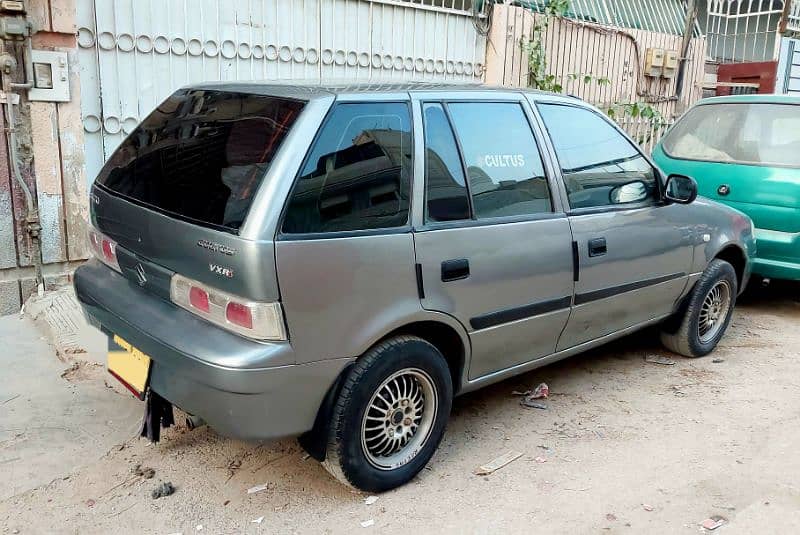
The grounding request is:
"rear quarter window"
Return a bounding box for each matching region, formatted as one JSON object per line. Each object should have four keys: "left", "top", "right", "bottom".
{"left": 281, "top": 102, "right": 412, "bottom": 234}
{"left": 96, "top": 89, "right": 304, "bottom": 232}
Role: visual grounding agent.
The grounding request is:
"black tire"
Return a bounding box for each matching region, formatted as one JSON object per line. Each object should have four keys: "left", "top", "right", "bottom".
{"left": 322, "top": 335, "right": 453, "bottom": 492}
{"left": 661, "top": 259, "right": 738, "bottom": 357}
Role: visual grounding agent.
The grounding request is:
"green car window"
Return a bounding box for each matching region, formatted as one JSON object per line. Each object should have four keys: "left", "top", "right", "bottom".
{"left": 662, "top": 103, "right": 800, "bottom": 167}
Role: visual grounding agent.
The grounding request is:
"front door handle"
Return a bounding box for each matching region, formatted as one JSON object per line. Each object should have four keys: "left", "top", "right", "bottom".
{"left": 441, "top": 259, "right": 470, "bottom": 282}
{"left": 588, "top": 238, "right": 607, "bottom": 257}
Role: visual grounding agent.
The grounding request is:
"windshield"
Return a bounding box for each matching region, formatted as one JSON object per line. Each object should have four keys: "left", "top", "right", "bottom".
{"left": 95, "top": 89, "right": 305, "bottom": 231}
{"left": 662, "top": 103, "right": 800, "bottom": 167}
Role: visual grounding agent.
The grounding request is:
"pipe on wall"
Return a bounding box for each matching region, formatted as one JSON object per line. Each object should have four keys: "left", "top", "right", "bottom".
{"left": 0, "top": 37, "right": 43, "bottom": 288}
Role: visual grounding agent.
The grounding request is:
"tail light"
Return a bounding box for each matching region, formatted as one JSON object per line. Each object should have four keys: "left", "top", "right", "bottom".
{"left": 170, "top": 273, "right": 287, "bottom": 341}
{"left": 88, "top": 227, "right": 121, "bottom": 273}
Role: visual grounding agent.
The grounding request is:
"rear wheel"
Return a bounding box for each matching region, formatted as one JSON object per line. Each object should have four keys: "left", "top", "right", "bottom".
{"left": 322, "top": 336, "right": 452, "bottom": 492}
{"left": 661, "top": 259, "right": 737, "bottom": 357}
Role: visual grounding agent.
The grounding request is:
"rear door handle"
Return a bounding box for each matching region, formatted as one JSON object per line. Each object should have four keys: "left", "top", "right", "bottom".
{"left": 441, "top": 259, "right": 470, "bottom": 282}
{"left": 588, "top": 238, "right": 607, "bottom": 257}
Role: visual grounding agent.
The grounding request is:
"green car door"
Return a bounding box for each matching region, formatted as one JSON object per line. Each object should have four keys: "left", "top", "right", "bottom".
{"left": 653, "top": 95, "right": 800, "bottom": 282}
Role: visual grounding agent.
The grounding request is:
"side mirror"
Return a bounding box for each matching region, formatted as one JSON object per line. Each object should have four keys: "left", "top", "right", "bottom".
{"left": 664, "top": 174, "right": 698, "bottom": 204}
{"left": 609, "top": 180, "right": 649, "bottom": 204}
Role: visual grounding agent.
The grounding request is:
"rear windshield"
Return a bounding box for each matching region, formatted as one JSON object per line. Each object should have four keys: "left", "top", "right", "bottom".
{"left": 95, "top": 89, "right": 305, "bottom": 231}
{"left": 662, "top": 103, "right": 800, "bottom": 167}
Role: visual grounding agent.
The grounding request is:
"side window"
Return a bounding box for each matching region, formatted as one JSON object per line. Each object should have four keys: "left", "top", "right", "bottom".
{"left": 537, "top": 103, "right": 657, "bottom": 210}
{"left": 422, "top": 103, "right": 471, "bottom": 222}
{"left": 447, "top": 102, "right": 552, "bottom": 219}
{"left": 282, "top": 102, "right": 412, "bottom": 234}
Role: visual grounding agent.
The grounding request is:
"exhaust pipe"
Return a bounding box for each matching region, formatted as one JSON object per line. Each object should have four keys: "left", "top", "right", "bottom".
{"left": 762, "top": 277, "right": 771, "bottom": 287}
{"left": 185, "top": 414, "right": 206, "bottom": 430}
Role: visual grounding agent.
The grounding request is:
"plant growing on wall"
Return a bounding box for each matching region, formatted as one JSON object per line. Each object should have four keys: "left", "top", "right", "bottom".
{"left": 605, "top": 101, "right": 667, "bottom": 146}
{"left": 521, "top": 0, "right": 570, "bottom": 92}
{"left": 520, "top": 0, "right": 666, "bottom": 145}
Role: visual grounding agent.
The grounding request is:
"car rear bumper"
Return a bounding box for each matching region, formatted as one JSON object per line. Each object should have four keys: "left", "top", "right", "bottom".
{"left": 74, "top": 260, "right": 351, "bottom": 441}
{"left": 753, "top": 228, "right": 800, "bottom": 281}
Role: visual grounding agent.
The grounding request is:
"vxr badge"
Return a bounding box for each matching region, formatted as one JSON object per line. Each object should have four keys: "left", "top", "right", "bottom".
{"left": 210, "top": 263, "right": 234, "bottom": 278}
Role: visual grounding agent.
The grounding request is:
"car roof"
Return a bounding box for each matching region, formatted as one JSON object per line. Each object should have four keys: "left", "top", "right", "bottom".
{"left": 184, "top": 80, "right": 579, "bottom": 103}
{"left": 695, "top": 94, "right": 800, "bottom": 106}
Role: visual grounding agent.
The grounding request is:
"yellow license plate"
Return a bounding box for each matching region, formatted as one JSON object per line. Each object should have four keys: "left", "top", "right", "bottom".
{"left": 107, "top": 334, "right": 151, "bottom": 399}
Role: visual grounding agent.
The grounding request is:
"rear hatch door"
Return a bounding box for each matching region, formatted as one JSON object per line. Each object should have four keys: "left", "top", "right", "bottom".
{"left": 91, "top": 88, "right": 306, "bottom": 301}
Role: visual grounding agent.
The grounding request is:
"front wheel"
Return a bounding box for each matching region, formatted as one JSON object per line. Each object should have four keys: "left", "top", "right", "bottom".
{"left": 661, "top": 259, "right": 738, "bottom": 357}
{"left": 322, "top": 336, "right": 453, "bottom": 492}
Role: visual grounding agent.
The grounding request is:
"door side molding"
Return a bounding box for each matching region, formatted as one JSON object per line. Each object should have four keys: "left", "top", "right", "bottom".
{"left": 470, "top": 295, "right": 572, "bottom": 330}
{"left": 574, "top": 272, "right": 686, "bottom": 305}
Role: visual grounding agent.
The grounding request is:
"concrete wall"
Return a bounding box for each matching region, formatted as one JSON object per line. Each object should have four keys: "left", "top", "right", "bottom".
{"left": 0, "top": 0, "right": 88, "bottom": 315}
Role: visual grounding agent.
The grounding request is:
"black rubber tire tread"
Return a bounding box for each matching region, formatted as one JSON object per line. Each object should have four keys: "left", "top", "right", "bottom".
{"left": 322, "top": 335, "right": 452, "bottom": 492}
{"left": 661, "top": 259, "right": 737, "bottom": 358}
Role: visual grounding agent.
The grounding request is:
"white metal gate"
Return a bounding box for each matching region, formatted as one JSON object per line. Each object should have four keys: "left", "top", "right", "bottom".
{"left": 777, "top": 36, "right": 800, "bottom": 93}
{"left": 705, "top": 0, "right": 786, "bottom": 63}
{"left": 76, "top": 0, "right": 486, "bottom": 185}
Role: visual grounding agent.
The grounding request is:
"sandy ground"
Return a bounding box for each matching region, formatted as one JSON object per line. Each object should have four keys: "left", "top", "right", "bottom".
{"left": 0, "top": 315, "right": 140, "bottom": 503}
{"left": 1, "top": 282, "right": 799, "bottom": 534}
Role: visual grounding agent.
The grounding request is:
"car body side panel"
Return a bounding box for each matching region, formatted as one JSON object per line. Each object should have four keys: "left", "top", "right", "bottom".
{"left": 522, "top": 94, "right": 694, "bottom": 348}
{"left": 414, "top": 218, "right": 575, "bottom": 380}
{"left": 681, "top": 198, "right": 756, "bottom": 283}
{"left": 275, "top": 233, "right": 423, "bottom": 364}
{"left": 557, "top": 205, "right": 694, "bottom": 349}
{"left": 460, "top": 313, "right": 669, "bottom": 395}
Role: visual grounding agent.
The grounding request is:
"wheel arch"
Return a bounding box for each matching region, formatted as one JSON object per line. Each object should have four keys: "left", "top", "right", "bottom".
{"left": 377, "top": 320, "right": 468, "bottom": 395}
{"left": 714, "top": 243, "right": 747, "bottom": 292}
{"left": 665, "top": 243, "right": 747, "bottom": 336}
{"left": 298, "top": 315, "right": 470, "bottom": 461}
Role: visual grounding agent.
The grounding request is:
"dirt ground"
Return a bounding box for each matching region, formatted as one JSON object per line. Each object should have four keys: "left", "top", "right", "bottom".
{"left": 2, "top": 282, "right": 799, "bottom": 534}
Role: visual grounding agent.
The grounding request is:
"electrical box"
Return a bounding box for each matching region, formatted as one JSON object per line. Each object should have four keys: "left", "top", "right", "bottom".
{"left": 0, "top": 15, "right": 26, "bottom": 40}
{"left": 663, "top": 50, "right": 679, "bottom": 78}
{"left": 644, "top": 47, "right": 664, "bottom": 77}
{"left": 28, "top": 50, "right": 70, "bottom": 102}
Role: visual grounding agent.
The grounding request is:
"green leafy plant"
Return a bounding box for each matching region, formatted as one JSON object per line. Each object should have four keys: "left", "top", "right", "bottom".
{"left": 606, "top": 102, "right": 667, "bottom": 145}
{"left": 522, "top": 0, "right": 569, "bottom": 92}
{"left": 519, "top": 0, "right": 664, "bottom": 142}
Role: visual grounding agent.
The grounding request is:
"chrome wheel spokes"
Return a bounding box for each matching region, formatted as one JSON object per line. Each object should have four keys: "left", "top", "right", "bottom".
{"left": 361, "top": 368, "right": 437, "bottom": 470}
{"left": 698, "top": 280, "right": 732, "bottom": 343}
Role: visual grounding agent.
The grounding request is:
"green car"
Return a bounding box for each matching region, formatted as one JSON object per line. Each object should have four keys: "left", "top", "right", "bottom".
{"left": 653, "top": 94, "right": 800, "bottom": 282}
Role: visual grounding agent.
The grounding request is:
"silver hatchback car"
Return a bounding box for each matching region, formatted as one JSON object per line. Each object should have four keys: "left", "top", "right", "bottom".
{"left": 75, "top": 83, "right": 755, "bottom": 492}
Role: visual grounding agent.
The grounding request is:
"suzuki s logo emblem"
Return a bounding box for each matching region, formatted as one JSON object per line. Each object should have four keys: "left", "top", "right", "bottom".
{"left": 135, "top": 263, "right": 147, "bottom": 286}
